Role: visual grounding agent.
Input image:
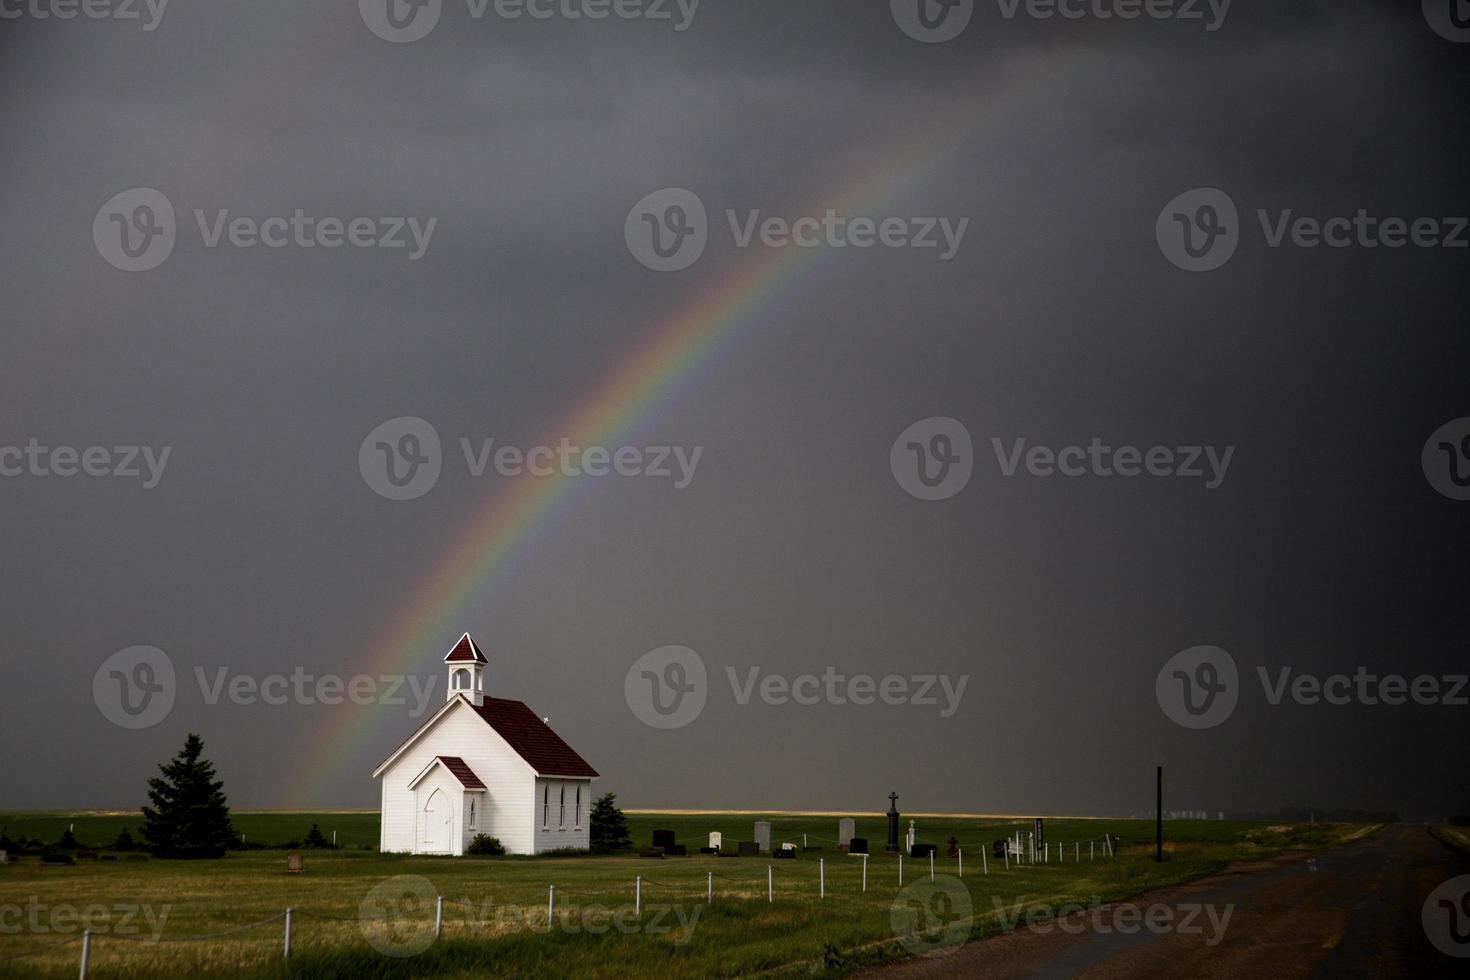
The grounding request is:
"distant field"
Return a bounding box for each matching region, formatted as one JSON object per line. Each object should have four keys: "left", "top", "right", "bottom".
{"left": 0, "top": 811, "right": 1375, "bottom": 979}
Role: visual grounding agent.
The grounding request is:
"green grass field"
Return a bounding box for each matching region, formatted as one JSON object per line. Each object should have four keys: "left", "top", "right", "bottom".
{"left": 0, "top": 811, "right": 1375, "bottom": 978}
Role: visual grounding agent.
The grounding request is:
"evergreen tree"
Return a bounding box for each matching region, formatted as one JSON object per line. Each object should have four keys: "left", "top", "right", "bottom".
{"left": 110, "top": 827, "right": 137, "bottom": 852}
{"left": 588, "top": 792, "right": 632, "bottom": 852}
{"left": 302, "top": 824, "right": 334, "bottom": 849}
{"left": 140, "top": 733, "right": 236, "bottom": 859}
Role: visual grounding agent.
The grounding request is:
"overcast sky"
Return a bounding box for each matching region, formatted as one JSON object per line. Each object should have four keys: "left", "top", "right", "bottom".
{"left": 1, "top": 0, "right": 1467, "bottom": 820}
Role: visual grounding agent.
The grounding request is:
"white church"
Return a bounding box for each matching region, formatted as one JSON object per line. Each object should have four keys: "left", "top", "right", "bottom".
{"left": 373, "top": 634, "right": 599, "bottom": 856}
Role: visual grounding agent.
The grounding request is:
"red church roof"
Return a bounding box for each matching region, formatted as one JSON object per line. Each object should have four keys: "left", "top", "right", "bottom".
{"left": 435, "top": 756, "right": 487, "bottom": 790}
{"left": 444, "top": 633, "right": 488, "bottom": 663}
{"left": 470, "top": 697, "right": 599, "bottom": 778}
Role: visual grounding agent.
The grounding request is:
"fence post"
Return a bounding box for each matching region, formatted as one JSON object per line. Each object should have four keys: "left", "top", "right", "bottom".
{"left": 1076, "top": 842, "right": 1080, "bottom": 862}
{"left": 1091, "top": 841, "right": 1095, "bottom": 861}
{"left": 548, "top": 885, "right": 554, "bottom": 925}
{"left": 862, "top": 854, "right": 868, "bottom": 892}
{"left": 283, "top": 909, "right": 292, "bottom": 959}
{"left": 929, "top": 851, "right": 935, "bottom": 881}
{"left": 820, "top": 858, "right": 825, "bottom": 899}
{"left": 981, "top": 845, "right": 987, "bottom": 875}
{"left": 79, "top": 929, "right": 91, "bottom": 980}
{"left": 435, "top": 895, "right": 443, "bottom": 938}
{"left": 707, "top": 871, "right": 712, "bottom": 904}
{"left": 635, "top": 876, "right": 641, "bottom": 916}
{"left": 767, "top": 865, "right": 772, "bottom": 904}
{"left": 958, "top": 847, "right": 963, "bottom": 878}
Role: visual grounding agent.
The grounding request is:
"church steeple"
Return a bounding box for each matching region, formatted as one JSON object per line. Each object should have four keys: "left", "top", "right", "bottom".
{"left": 444, "top": 633, "right": 488, "bottom": 707}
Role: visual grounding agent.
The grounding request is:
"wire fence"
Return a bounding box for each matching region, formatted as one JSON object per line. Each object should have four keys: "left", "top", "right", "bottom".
{"left": 0, "top": 834, "right": 1121, "bottom": 975}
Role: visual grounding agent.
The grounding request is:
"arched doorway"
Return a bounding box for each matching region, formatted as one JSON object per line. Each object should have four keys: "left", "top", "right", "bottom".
{"left": 422, "top": 788, "right": 451, "bottom": 853}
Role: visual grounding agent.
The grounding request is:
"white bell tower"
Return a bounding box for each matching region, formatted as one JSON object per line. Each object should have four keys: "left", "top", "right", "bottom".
{"left": 443, "top": 632, "right": 488, "bottom": 707}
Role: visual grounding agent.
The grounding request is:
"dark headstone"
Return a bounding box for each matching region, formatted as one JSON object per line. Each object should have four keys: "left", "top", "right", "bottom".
{"left": 774, "top": 848, "right": 796, "bottom": 859}
{"left": 738, "top": 841, "right": 759, "bottom": 857}
{"left": 886, "top": 792, "right": 901, "bottom": 853}
{"left": 718, "top": 848, "right": 741, "bottom": 857}
{"left": 946, "top": 836, "right": 960, "bottom": 858}
{"left": 911, "top": 843, "right": 937, "bottom": 859}
{"left": 699, "top": 847, "right": 719, "bottom": 855}
{"left": 849, "top": 837, "right": 869, "bottom": 855}
{"left": 666, "top": 844, "right": 688, "bottom": 857}
{"left": 992, "top": 839, "right": 1008, "bottom": 858}
{"left": 652, "top": 830, "right": 677, "bottom": 850}
{"left": 639, "top": 847, "right": 666, "bottom": 859}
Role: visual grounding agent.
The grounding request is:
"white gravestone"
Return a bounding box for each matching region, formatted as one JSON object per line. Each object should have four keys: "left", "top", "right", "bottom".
{"left": 754, "top": 821, "right": 771, "bottom": 853}
{"left": 709, "top": 832, "right": 722, "bottom": 851}
{"left": 906, "top": 820, "right": 916, "bottom": 851}
{"left": 838, "top": 817, "right": 855, "bottom": 848}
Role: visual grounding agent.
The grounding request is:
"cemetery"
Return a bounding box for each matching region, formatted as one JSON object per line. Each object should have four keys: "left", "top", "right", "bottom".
{"left": 0, "top": 806, "right": 1366, "bottom": 978}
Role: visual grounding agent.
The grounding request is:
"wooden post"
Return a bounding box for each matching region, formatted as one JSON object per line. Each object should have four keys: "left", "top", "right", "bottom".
{"left": 862, "top": 854, "right": 868, "bottom": 892}
{"left": 283, "top": 909, "right": 292, "bottom": 959}
{"left": 707, "top": 871, "right": 712, "bottom": 904}
{"left": 929, "top": 851, "right": 934, "bottom": 881}
{"left": 981, "top": 845, "right": 987, "bottom": 875}
{"left": 1157, "top": 766, "right": 1164, "bottom": 864}
{"left": 548, "top": 885, "right": 555, "bottom": 925}
{"left": 78, "top": 930, "right": 91, "bottom": 980}
{"left": 635, "top": 876, "right": 641, "bottom": 916}
{"left": 435, "top": 896, "right": 443, "bottom": 938}
{"left": 958, "top": 847, "right": 963, "bottom": 878}
{"left": 767, "top": 865, "right": 772, "bottom": 903}
{"left": 820, "top": 858, "right": 825, "bottom": 898}
{"left": 898, "top": 854, "right": 903, "bottom": 886}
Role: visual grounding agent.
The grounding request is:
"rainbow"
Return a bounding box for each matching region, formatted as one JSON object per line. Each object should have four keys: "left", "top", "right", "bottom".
{"left": 295, "top": 78, "right": 1001, "bottom": 802}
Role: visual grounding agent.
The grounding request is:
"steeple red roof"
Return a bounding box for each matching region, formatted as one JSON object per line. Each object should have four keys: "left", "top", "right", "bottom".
{"left": 443, "top": 633, "right": 488, "bottom": 664}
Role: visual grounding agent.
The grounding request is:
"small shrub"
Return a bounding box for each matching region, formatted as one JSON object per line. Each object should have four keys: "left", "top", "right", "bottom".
{"left": 110, "top": 827, "right": 137, "bottom": 852}
{"left": 466, "top": 835, "right": 506, "bottom": 856}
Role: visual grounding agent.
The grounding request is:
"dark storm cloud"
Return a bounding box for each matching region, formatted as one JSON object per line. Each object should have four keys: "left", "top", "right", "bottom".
{"left": 1, "top": 0, "right": 1466, "bottom": 819}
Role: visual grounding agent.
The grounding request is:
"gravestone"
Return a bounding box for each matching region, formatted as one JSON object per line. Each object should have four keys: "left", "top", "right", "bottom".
{"left": 992, "top": 839, "right": 1008, "bottom": 858}
{"left": 905, "top": 820, "right": 916, "bottom": 852}
{"left": 886, "top": 792, "right": 901, "bottom": 852}
{"left": 753, "top": 821, "right": 771, "bottom": 853}
{"left": 738, "top": 841, "right": 760, "bottom": 857}
{"left": 666, "top": 844, "right": 687, "bottom": 857}
{"left": 639, "top": 848, "right": 665, "bottom": 859}
{"left": 774, "top": 847, "right": 795, "bottom": 860}
{"left": 849, "top": 837, "right": 869, "bottom": 855}
{"left": 286, "top": 852, "right": 304, "bottom": 874}
{"left": 781, "top": 842, "right": 796, "bottom": 852}
{"left": 652, "top": 829, "right": 677, "bottom": 850}
{"left": 911, "top": 843, "right": 937, "bottom": 859}
{"left": 0, "top": 850, "right": 7, "bottom": 866}
{"left": 838, "top": 817, "right": 856, "bottom": 848}
{"left": 946, "top": 836, "right": 960, "bottom": 858}
{"left": 708, "top": 831, "right": 722, "bottom": 852}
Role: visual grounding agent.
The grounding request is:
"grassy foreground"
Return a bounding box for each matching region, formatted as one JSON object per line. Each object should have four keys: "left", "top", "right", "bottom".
{"left": 0, "top": 811, "right": 1372, "bottom": 978}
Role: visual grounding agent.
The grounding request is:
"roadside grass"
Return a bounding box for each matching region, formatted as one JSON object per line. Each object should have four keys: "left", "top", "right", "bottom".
{"left": 1429, "top": 825, "right": 1470, "bottom": 858}
{"left": 0, "top": 813, "right": 1371, "bottom": 978}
